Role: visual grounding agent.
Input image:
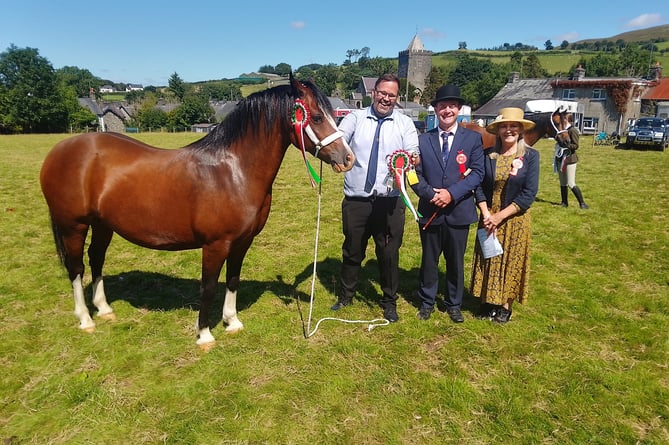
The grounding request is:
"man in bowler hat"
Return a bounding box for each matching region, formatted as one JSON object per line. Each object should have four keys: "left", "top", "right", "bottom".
{"left": 410, "top": 85, "right": 485, "bottom": 323}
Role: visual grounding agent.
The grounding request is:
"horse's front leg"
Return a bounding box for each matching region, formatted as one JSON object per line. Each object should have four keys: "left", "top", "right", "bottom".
{"left": 222, "top": 242, "right": 253, "bottom": 333}
{"left": 196, "top": 246, "right": 227, "bottom": 349}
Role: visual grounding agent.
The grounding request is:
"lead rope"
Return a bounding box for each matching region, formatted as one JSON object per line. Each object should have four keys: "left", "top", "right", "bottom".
{"left": 303, "top": 161, "right": 389, "bottom": 338}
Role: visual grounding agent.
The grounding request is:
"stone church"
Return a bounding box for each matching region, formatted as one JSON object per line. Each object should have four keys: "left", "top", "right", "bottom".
{"left": 398, "top": 34, "right": 433, "bottom": 102}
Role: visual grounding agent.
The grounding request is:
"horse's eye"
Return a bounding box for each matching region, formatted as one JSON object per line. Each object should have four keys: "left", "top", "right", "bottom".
{"left": 311, "top": 115, "right": 323, "bottom": 124}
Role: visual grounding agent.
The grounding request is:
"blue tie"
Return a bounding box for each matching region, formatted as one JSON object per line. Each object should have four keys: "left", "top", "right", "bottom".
{"left": 365, "top": 117, "right": 387, "bottom": 193}
{"left": 442, "top": 132, "right": 451, "bottom": 164}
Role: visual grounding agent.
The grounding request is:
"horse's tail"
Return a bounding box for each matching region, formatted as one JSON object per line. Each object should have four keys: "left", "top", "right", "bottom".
{"left": 49, "top": 216, "right": 67, "bottom": 267}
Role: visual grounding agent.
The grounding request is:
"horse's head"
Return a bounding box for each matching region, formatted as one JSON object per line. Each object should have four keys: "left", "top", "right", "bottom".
{"left": 551, "top": 107, "right": 571, "bottom": 144}
{"left": 289, "top": 75, "right": 355, "bottom": 173}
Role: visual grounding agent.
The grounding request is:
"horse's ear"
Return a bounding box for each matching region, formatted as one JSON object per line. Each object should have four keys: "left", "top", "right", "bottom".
{"left": 290, "top": 72, "right": 307, "bottom": 97}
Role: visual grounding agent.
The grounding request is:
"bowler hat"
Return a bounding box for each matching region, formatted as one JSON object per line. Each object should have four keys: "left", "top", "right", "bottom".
{"left": 431, "top": 84, "right": 465, "bottom": 106}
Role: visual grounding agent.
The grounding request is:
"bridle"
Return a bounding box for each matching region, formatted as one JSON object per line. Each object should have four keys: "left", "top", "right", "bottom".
{"left": 551, "top": 108, "right": 569, "bottom": 138}
{"left": 291, "top": 98, "right": 345, "bottom": 186}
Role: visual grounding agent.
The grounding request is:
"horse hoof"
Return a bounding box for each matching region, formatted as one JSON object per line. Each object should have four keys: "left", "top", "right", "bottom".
{"left": 225, "top": 323, "right": 244, "bottom": 334}
{"left": 197, "top": 341, "right": 216, "bottom": 352}
{"left": 81, "top": 326, "right": 96, "bottom": 334}
{"left": 98, "top": 312, "right": 116, "bottom": 321}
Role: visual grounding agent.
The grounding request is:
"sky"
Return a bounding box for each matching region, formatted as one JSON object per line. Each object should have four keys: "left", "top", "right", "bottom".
{"left": 2, "top": 1, "right": 668, "bottom": 87}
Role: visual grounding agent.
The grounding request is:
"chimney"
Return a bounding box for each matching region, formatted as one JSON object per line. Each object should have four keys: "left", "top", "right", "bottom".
{"left": 508, "top": 71, "right": 520, "bottom": 83}
{"left": 648, "top": 62, "right": 662, "bottom": 80}
{"left": 573, "top": 65, "right": 585, "bottom": 80}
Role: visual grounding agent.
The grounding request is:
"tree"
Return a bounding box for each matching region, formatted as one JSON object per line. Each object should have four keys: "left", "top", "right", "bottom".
{"left": 168, "top": 94, "right": 214, "bottom": 130}
{"left": 544, "top": 40, "right": 554, "bottom": 50}
{"left": 560, "top": 40, "right": 569, "bottom": 50}
{"left": 168, "top": 72, "right": 186, "bottom": 101}
{"left": 312, "top": 64, "right": 339, "bottom": 96}
{"left": 358, "top": 57, "right": 396, "bottom": 78}
{"left": 258, "top": 64, "right": 275, "bottom": 74}
{"left": 60, "top": 84, "right": 97, "bottom": 131}
{"left": 458, "top": 41, "right": 467, "bottom": 50}
{"left": 0, "top": 44, "right": 67, "bottom": 133}
{"left": 577, "top": 54, "right": 618, "bottom": 77}
{"left": 422, "top": 66, "right": 449, "bottom": 107}
{"left": 509, "top": 51, "right": 523, "bottom": 72}
{"left": 618, "top": 44, "right": 651, "bottom": 77}
{"left": 275, "top": 63, "right": 292, "bottom": 76}
{"left": 523, "top": 54, "right": 548, "bottom": 78}
{"left": 56, "top": 66, "right": 99, "bottom": 98}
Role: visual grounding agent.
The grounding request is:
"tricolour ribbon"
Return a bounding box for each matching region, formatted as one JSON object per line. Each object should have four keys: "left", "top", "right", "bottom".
{"left": 292, "top": 99, "right": 321, "bottom": 187}
{"left": 388, "top": 149, "right": 421, "bottom": 221}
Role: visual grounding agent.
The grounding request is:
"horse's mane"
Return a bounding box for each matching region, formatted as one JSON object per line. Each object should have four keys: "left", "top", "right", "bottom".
{"left": 186, "top": 79, "right": 333, "bottom": 154}
{"left": 525, "top": 111, "right": 553, "bottom": 128}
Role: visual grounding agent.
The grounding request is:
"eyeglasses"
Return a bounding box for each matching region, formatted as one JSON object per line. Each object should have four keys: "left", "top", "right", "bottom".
{"left": 375, "top": 90, "right": 398, "bottom": 100}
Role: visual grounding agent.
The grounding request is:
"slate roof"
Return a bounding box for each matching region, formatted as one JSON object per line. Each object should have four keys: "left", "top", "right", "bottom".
{"left": 78, "top": 97, "right": 102, "bottom": 115}
{"left": 406, "top": 34, "right": 425, "bottom": 52}
{"left": 473, "top": 79, "right": 554, "bottom": 117}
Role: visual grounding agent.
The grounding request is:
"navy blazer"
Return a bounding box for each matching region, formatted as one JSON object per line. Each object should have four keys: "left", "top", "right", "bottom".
{"left": 411, "top": 126, "right": 484, "bottom": 226}
{"left": 474, "top": 146, "right": 540, "bottom": 212}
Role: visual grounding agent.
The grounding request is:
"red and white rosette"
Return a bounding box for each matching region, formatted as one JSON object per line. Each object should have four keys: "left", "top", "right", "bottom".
{"left": 388, "top": 149, "right": 421, "bottom": 221}
{"left": 291, "top": 98, "right": 320, "bottom": 186}
{"left": 510, "top": 157, "right": 524, "bottom": 176}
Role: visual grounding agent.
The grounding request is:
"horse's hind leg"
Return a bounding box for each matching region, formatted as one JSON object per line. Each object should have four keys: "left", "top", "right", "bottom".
{"left": 58, "top": 224, "right": 96, "bottom": 332}
{"left": 89, "top": 224, "right": 115, "bottom": 321}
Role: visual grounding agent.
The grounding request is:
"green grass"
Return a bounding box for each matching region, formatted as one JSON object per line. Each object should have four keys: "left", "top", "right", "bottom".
{"left": 1, "top": 133, "right": 667, "bottom": 444}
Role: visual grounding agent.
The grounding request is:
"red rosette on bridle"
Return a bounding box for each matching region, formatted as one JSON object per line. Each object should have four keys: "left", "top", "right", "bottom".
{"left": 291, "top": 99, "right": 320, "bottom": 186}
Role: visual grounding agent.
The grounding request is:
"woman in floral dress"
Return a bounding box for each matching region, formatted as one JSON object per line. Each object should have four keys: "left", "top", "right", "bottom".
{"left": 470, "top": 108, "right": 540, "bottom": 323}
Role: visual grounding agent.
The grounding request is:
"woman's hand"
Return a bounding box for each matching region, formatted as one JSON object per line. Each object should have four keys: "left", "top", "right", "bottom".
{"left": 483, "top": 212, "right": 501, "bottom": 234}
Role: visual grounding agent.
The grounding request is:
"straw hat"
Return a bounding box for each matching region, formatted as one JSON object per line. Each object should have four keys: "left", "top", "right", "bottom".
{"left": 485, "top": 107, "right": 535, "bottom": 134}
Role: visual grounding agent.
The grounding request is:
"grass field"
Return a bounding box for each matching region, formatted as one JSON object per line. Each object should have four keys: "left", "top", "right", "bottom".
{"left": 1, "top": 132, "right": 667, "bottom": 444}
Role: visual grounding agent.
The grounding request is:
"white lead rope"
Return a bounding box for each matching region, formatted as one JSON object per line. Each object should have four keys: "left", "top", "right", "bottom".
{"left": 304, "top": 161, "right": 390, "bottom": 338}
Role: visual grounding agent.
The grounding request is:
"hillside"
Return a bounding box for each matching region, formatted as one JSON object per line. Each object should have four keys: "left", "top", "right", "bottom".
{"left": 573, "top": 23, "right": 669, "bottom": 44}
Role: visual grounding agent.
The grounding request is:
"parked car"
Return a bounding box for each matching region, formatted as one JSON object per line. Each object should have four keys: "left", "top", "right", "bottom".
{"left": 624, "top": 117, "right": 668, "bottom": 151}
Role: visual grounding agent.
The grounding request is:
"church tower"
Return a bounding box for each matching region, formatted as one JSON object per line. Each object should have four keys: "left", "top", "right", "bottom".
{"left": 398, "top": 34, "right": 433, "bottom": 101}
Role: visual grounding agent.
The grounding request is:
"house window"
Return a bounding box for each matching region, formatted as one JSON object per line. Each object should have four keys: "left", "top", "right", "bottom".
{"left": 582, "top": 117, "right": 599, "bottom": 130}
{"left": 562, "top": 89, "right": 575, "bottom": 99}
{"left": 592, "top": 89, "right": 606, "bottom": 100}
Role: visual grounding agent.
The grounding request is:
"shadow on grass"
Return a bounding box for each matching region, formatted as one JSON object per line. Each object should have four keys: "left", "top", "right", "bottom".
{"left": 91, "top": 270, "right": 299, "bottom": 329}
{"left": 278, "top": 256, "right": 483, "bottom": 317}
{"left": 86, "top": 254, "right": 485, "bottom": 330}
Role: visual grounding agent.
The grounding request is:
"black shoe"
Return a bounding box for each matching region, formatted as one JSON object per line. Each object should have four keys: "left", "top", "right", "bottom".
{"left": 476, "top": 303, "right": 499, "bottom": 320}
{"left": 446, "top": 307, "right": 464, "bottom": 323}
{"left": 560, "top": 202, "right": 568, "bottom": 207}
{"left": 493, "top": 307, "right": 512, "bottom": 324}
{"left": 383, "top": 306, "right": 399, "bottom": 323}
{"left": 417, "top": 307, "right": 433, "bottom": 320}
{"left": 330, "top": 299, "right": 352, "bottom": 311}
{"left": 579, "top": 203, "right": 589, "bottom": 209}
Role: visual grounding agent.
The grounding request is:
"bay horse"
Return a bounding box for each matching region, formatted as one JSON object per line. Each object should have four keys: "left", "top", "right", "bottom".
{"left": 460, "top": 108, "right": 565, "bottom": 148}
{"left": 40, "top": 75, "right": 355, "bottom": 349}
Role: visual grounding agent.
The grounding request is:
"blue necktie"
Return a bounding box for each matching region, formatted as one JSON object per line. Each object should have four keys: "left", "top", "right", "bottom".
{"left": 442, "top": 132, "right": 452, "bottom": 164}
{"left": 365, "top": 118, "right": 387, "bottom": 193}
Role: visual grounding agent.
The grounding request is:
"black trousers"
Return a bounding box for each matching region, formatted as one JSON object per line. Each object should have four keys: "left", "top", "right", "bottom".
{"left": 340, "top": 196, "right": 405, "bottom": 307}
{"left": 417, "top": 222, "right": 470, "bottom": 309}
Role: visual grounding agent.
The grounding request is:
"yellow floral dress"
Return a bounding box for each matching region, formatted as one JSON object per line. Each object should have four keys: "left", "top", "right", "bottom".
{"left": 470, "top": 154, "right": 532, "bottom": 305}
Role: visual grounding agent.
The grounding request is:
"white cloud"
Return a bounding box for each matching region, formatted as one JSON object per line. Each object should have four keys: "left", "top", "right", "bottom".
{"left": 420, "top": 28, "right": 444, "bottom": 40}
{"left": 555, "top": 32, "right": 580, "bottom": 43}
{"left": 290, "top": 21, "right": 306, "bottom": 30}
{"left": 624, "top": 13, "right": 662, "bottom": 29}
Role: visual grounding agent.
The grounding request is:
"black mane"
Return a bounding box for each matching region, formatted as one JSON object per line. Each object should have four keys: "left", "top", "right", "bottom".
{"left": 186, "top": 79, "right": 333, "bottom": 154}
